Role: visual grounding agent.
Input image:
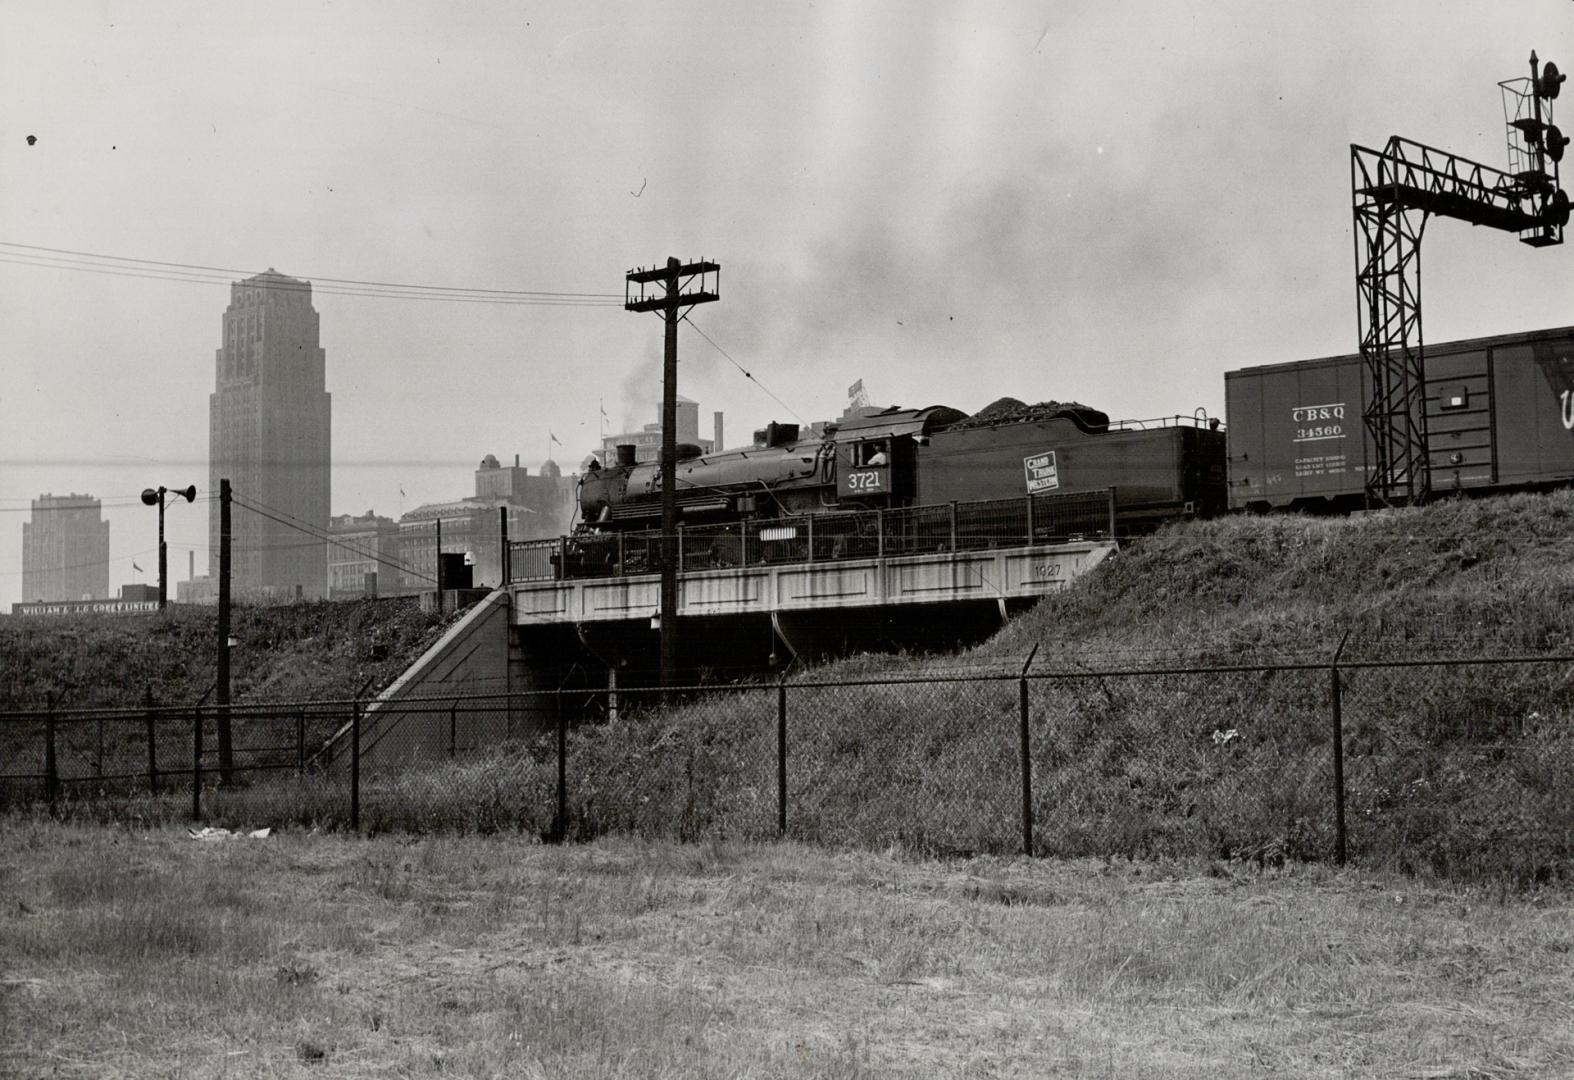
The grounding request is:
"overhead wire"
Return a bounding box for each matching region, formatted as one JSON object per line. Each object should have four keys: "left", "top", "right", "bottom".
{"left": 0, "top": 241, "right": 623, "bottom": 307}
{"left": 230, "top": 492, "right": 436, "bottom": 584}
{"left": 681, "top": 316, "right": 808, "bottom": 425}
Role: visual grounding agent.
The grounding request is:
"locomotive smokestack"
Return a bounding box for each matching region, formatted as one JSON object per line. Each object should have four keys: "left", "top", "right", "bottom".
{"left": 713, "top": 411, "right": 724, "bottom": 452}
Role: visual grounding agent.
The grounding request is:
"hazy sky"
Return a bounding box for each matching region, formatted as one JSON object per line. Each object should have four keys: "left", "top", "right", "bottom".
{"left": 3, "top": 1, "right": 1573, "bottom": 609}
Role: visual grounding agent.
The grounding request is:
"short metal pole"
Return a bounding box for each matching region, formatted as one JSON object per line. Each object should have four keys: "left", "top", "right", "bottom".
{"left": 876, "top": 508, "right": 885, "bottom": 557}
{"left": 777, "top": 678, "right": 788, "bottom": 838}
{"left": 949, "top": 502, "right": 958, "bottom": 551}
{"left": 435, "top": 518, "right": 444, "bottom": 613}
{"left": 806, "top": 515, "right": 814, "bottom": 563}
{"left": 678, "top": 525, "right": 685, "bottom": 572}
{"left": 351, "top": 698, "right": 361, "bottom": 833}
{"left": 449, "top": 702, "right": 458, "bottom": 758}
{"left": 1331, "top": 665, "right": 1347, "bottom": 865}
{"left": 499, "top": 505, "right": 510, "bottom": 584}
{"left": 1026, "top": 495, "right": 1035, "bottom": 543}
{"left": 617, "top": 532, "right": 626, "bottom": 575}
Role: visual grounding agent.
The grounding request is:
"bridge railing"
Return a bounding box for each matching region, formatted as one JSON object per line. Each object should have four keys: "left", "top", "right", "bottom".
{"left": 507, "top": 488, "right": 1117, "bottom": 583}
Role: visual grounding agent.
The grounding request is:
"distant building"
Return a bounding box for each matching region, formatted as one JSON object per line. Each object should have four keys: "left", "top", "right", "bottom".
{"left": 209, "top": 269, "right": 332, "bottom": 602}
{"left": 22, "top": 494, "right": 109, "bottom": 602}
{"left": 177, "top": 575, "right": 217, "bottom": 605}
{"left": 328, "top": 512, "right": 402, "bottom": 598}
{"left": 398, "top": 454, "right": 578, "bottom": 591}
{"left": 599, "top": 398, "right": 724, "bottom": 464}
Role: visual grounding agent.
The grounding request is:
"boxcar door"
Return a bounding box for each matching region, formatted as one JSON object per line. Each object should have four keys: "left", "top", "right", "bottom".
{"left": 1424, "top": 346, "right": 1494, "bottom": 493}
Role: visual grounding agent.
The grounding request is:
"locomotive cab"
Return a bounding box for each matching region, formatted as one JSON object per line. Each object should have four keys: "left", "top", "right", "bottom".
{"left": 834, "top": 405, "right": 966, "bottom": 507}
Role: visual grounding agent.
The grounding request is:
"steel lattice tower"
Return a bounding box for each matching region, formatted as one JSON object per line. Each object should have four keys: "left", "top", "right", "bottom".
{"left": 1352, "top": 52, "right": 1568, "bottom": 507}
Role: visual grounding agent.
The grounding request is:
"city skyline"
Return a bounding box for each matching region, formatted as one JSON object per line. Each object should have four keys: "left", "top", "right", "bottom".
{"left": 4, "top": 3, "right": 1574, "bottom": 612}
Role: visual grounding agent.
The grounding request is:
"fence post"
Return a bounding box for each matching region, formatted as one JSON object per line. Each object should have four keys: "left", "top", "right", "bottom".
{"left": 191, "top": 707, "right": 203, "bottom": 821}
{"left": 949, "top": 502, "right": 958, "bottom": 551}
{"left": 449, "top": 701, "right": 458, "bottom": 758}
{"left": 351, "top": 697, "right": 362, "bottom": 833}
{"left": 1106, "top": 487, "right": 1118, "bottom": 538}
{"left": 1330, "top": 631, "right": 1351, "bottom": 866}
{"left": 876, "top": 508, "right": 885, "bottom": 558}
{"left": 777, "top": 676, "right": 788, "bottom": 838}
{"left": 44, "top": 702, "right": 58, "bottom": 806}
{"left": 1026, "top": 495, "right": 1035, "bottom": 544}
{"left": 1019, "top": 644, "right": 1039, "bottom": 857}
{"left": 95, "top": 714, "right": 104, "bottom": 781}
{"left": 296, "top": 711, "right": 306, "bottom": 775}
{"left": 806, "top": 515, "right": 815, "bottom": 563}
{"left": 554, "top": 686, "right": 567, "bottom": 843}
{"left": 145, "top": 687, "right": 159, "bottom": 797}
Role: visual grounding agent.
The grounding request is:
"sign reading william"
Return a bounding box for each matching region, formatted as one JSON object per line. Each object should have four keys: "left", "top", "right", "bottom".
{"left": 1023, "top": 451, "right": 1059, "bottom": 493}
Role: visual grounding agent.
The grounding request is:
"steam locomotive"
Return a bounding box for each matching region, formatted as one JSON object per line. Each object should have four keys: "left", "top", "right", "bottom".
{"left": 575, "top": 324, "right": 1574, "bottom": 544}
{"left": 578, "top": 400, "right": 1228, "bottom": 537}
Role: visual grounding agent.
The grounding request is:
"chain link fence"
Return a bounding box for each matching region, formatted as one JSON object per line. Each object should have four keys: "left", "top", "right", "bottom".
{"left": 3, "top": 655, "right": 1570, "bottom": 883}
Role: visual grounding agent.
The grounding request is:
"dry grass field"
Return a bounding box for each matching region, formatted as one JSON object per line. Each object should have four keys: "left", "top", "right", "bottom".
{"left": 3, "top": 822, "right": 1571, "bottom": 1079}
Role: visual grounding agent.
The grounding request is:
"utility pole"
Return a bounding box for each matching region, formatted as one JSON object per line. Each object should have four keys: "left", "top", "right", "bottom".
{"left": 625, "top": 257, "right": 720, "bottom": 688}
{"left": 217, "top": 478, "right": 233, "bottom": 783}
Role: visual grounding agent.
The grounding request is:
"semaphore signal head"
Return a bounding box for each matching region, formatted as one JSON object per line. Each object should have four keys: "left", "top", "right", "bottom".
{"left": 1538, "top": 59, "right": 1565, "bottom": 101}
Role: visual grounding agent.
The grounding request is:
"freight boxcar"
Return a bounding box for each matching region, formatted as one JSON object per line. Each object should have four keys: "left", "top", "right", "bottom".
{"left": 1226, "top": 325, "right": 1574, "bottom": 511}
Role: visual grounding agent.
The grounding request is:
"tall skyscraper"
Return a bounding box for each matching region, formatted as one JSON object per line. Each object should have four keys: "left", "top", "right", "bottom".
{"left": 23, "top": 494, "right": 109, "bottom": 601}
{"left": 209, "top": 270, "right": 331, "bottom": 600}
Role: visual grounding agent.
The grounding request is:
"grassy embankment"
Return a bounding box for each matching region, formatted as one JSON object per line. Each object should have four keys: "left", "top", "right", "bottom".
{"left": 329, "top": 492, "right": 1571, "bottom": 881}
{"left": 2, "top": 822, "right": 1570, "bottom": 1079}
{"left": 10, "top": 494, "right": 1574, "bottom": 883}
{"left": 0, "top": 596, "right": 448, "bottom": 710}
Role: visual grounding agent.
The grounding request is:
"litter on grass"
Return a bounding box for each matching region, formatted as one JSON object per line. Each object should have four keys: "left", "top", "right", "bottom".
{"left": 188, "top": 827, "right": 273, "bottom": 841}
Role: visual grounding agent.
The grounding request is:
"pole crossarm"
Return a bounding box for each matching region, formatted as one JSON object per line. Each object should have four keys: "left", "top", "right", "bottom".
{"left": 625, "top": 260, "right": 720, "bottom": 312}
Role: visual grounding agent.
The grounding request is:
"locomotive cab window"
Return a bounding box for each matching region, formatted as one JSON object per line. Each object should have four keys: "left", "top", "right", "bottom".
{"left": 856, "top": 441, "right": 889, "bottom": 467}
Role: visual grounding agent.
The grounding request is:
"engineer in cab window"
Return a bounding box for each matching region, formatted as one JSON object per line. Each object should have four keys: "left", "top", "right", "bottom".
{"left": 864, "top": 442, "right": 888, "bottom": 466}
